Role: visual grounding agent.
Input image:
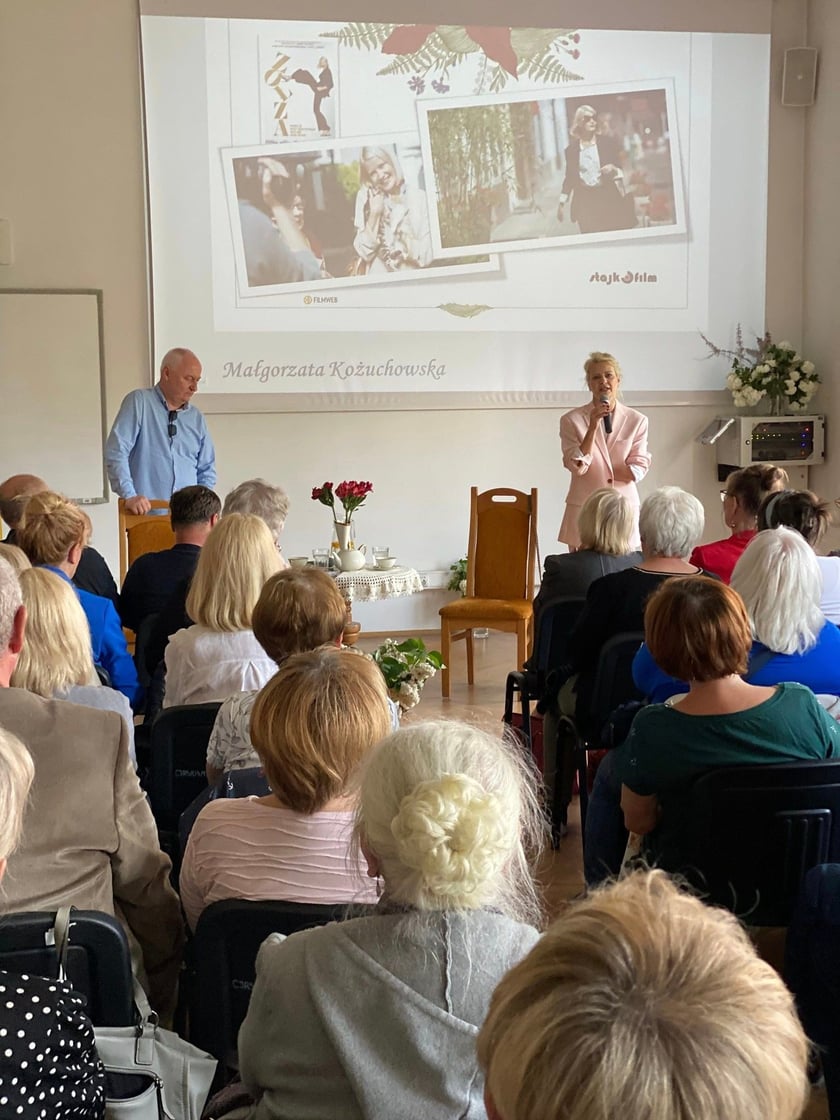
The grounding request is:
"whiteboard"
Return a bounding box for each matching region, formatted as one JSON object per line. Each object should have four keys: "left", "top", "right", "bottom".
{"left": 0, "top": 290, "right": 107, "bottom": 503}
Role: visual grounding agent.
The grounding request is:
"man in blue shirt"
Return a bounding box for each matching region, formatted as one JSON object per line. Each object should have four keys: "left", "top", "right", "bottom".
{"left": 105, "top": 348, "right": 216, "bottom": 514}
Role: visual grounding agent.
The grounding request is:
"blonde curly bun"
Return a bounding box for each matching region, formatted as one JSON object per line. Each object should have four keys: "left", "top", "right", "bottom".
{"left": 390, "top": 773, "right": 516, "bottom": 900}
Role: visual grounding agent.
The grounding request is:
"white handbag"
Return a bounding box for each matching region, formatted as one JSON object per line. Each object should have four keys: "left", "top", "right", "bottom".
{"left": 52, "top": 908, "right": 217, "bottom": 1120}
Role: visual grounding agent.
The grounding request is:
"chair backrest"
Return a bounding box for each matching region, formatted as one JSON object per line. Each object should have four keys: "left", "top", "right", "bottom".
{"left": 189, "top": 898, "right": 366, "bottom": 1067}
{"left": 178, "top": 766, "right": 271, "bottom": 857}
{"left": 147, "top": 702, "right": 222, "bottom": 832}
{"left": 468, "top": 487, "right": 538, "bottom": 601}
{"left": 0, "top": 910, "right": 134, "bottom": 1026}
{"left": 587, "top": 631, "right": 645, "bottom": 729}
{"left": 118, "top": 499, "right": 173, "bottom": 583}
{"left": 681, "top": 761, "right": 840, "bottom": 925}
{"left": 532, "top": 596, "right": 587, "bottom": 679}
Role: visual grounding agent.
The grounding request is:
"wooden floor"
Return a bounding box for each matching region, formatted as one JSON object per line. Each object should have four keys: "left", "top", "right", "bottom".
{"left": 356, "top": 629, "right": 828, "bottom": 1120}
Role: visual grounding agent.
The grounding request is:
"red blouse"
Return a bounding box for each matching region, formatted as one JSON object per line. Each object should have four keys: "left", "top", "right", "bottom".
{"left": 690, "top": 530, "right": 756, "bottom": 584}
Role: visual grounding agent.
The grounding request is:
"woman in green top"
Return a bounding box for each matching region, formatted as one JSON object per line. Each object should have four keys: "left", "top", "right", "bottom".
{"left": 618, "top": 576, "right": 839, "bottom": 868}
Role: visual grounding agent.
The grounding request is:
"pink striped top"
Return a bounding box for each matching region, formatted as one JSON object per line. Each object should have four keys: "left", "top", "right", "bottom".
{"left": 179, "top": 797, "right": 376, "bottom": 930}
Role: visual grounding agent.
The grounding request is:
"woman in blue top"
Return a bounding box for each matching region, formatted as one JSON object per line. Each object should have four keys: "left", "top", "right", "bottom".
{"left": 633, "top": 527, "right": 840, "bottom": 706}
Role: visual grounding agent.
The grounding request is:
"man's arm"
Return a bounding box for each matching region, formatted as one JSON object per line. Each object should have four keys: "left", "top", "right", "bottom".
{"left": 196, "top": 419, "right": 216, "bottom": 488}
{"left": 109, "top": 713, "right": 185, "bottom": 1015}
{"left": 104, "top": 392, "right": 142, "bottom": 499}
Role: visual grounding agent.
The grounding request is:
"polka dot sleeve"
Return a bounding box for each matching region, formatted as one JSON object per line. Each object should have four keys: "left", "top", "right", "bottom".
{"left": 0, "top": 970, "right": 105, "bottom": 1119}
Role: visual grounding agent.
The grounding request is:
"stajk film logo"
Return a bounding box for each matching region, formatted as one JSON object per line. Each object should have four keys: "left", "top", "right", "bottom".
{"left": 590, "top": 270, "right": 658, "bottom": 285}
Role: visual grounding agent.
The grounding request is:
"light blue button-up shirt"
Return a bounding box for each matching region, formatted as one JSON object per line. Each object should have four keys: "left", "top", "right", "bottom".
{"left": 105, "top": 385, "right": 216, "bottom": 500}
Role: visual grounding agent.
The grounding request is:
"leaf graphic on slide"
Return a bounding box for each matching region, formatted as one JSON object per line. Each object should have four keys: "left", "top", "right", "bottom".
{"left": 465, "top": 27, "right": 518, "bottom": 76}
{"left": 438, "top": 303, "right": 493, "bottom": 319}
{"left": 382, "top": 25, "right": 438, "bottom": 55}
{"left": 320, "top": 24, "right": 395, "bottom": 51}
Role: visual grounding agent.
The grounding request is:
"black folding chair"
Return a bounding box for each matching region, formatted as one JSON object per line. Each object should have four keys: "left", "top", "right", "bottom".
{"left": 0, "top": 909, "right": 134, "bottom": 1026}
{"left": 678, "top": 760, "right": 840, "bottom": 926}
{"left": 556, "top": 631, "right": 644, "bottom": 834}
{"left": 178, "top": 766, "right": 271, "bottom": 858}
{"left": 188, "top": 899, "right": 367, "bottom": 1072}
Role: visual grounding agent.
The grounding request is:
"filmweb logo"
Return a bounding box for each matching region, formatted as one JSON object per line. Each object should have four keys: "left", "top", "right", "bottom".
{"left": 590, "top": 270, "right": 658, "bottom": 285}
{"left": 303, "top": 294, "right": 338, "bottom": 304}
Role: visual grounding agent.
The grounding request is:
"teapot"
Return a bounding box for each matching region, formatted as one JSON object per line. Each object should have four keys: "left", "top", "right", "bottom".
{"left": 332, "top": 544, "right": 366, "bottom": 572}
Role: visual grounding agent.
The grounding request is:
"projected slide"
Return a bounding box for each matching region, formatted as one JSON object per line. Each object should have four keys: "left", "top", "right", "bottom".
{"left": 140, "top": 14, "right": 770, "bottom": 398}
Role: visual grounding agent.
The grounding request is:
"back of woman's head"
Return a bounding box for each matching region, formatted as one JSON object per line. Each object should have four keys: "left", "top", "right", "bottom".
{"left": 577, "top": 489, "right": 634, "bottom": 556}
{"left": 252, "top": 568, "right": 347, "bottom": 664}
{"left": 250, "top": 647, "right": 391, "bottom": 814}
{"left": 731, "top": 527, "right": 823, "bottom": 654}
{"left": 11, "top": 568, "right": 97, "bottom": 696}
{"left": 357, "top": 721, "right": 545, "bottom": 924}
{"left": 186, "top": 512, "right": 281, "bottom": 631}
{"left": 0, "top": 728, "right": 35, "bottom": 863}
{"left": 638, "top": 487, "right": 704, "bottom": 559}
{"left": 645, "top": 576, "right": 751, "bottom": 682}
{"left": 15, "top": 491, "right": 85, "bottom": 567}
{"left": 725, "top": 464, "right": 789, "bottom": 521}
{"left": 758, "top": 488, "right": 831, "bottom": 547}
{"left": 478, "top": 870, "right": 808, "bottom": 1120}
{"left": 0, "top": 543, "right": 30, "bottom": 576}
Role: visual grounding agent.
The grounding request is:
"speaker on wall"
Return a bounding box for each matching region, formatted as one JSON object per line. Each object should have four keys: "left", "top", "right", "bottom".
{"left": 782, "top": 47, "right": 818, "bottom": 107}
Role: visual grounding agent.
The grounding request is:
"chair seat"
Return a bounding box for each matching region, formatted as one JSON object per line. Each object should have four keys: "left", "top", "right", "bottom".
{"left": 440, "top": 597, "right": 533, "bottom": 622}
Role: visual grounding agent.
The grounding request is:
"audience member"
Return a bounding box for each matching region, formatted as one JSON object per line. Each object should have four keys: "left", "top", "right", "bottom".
{"left": 144, "top": 477, "right": 291, "bottom": 674}
{"left": 634, "top": 527, "right": 840, "bottom": 703}
{"left": 14, "top": 491, "right": 140, "bottom": 707}
{"left": 0, "top": 726, "right": 107, "bottom": 1118}
{"left": 586, "top": 575, "right": 839, "bottom": 883}
{"left": 478, "top": 869, "right": 809, "bottom": 1120}
{"left": 560, "top": 486, "right": 708, "bottom": 731}
{"left": 205, "top": 566, "right": 348, "bottom": 783}
{"left": 758, "top": 487, "right": 840, "bottom": 622}
{"left": 0, "top": 542, "right": 30, "bottom": 575}
{"left": 0, "top": 557, "right": 183, "bottom": 1014}
{"left": 11, "top": 568, "right": 136, "bottom": 764}
{"left": 532, "top": 488, "right": 640, "bottom": 635}
{"left": 0, "top": 472, "right": 118, "bottom": 604}
{"left": 105, "top": 347, "right": 216, "bottom": 514}
{"left": 163, "top": 513, "right": 281, "bottom": 706}
{"left": 690, "top": 463, "right": 788, "bottom": 582}
{"left": 180, "top": 648, "right": 391, "bottom": 930}
{"left": 237, "top": 720, "right": 546, "bottom": 1119}
{"left": 118, "top": 484, "right": 220, "bottom": 632}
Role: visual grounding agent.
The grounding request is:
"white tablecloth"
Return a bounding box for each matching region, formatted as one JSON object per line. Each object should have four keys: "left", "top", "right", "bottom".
{"left": 335, "top": 565, "right": 423, "bottom": 604}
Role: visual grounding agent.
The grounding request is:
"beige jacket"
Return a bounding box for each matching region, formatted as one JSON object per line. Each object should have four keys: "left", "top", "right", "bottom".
{"left": 0, "top": 688, "right": 184, "bottom": 1013}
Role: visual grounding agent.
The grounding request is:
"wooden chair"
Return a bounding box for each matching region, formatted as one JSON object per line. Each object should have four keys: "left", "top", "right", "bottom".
{"left": 439, "top": 487, "right": 538, "bottom": 698}
{"left": 117, "top": 498, "right": 174, "bottom": 583}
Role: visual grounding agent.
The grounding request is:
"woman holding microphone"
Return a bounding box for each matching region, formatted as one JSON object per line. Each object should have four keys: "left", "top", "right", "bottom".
{"left": 559, "top": 352, "right": 651, "bottom": 550}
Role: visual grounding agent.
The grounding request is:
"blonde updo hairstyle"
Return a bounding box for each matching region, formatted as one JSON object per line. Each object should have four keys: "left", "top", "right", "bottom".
{"left": 577, "top": 489, "right": 634, "bottom": 556}
{"left": 11, "top": 568, "right": 98, "bottom": 696}
{"left": 14, "top": 491, "right": 85, "bottom": 567}
{"left": 0, "top": 728, "right": 35, "bottom": 863}
{"left": 356, "top": 721, "right": 545, "bottom": 924}
{"left": 186, "top": 512, "right": 281, "bottom": 632}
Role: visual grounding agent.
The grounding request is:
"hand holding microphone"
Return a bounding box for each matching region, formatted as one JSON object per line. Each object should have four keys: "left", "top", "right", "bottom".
{"left": 600, "top": 395, "right": 613, "bottom": 435}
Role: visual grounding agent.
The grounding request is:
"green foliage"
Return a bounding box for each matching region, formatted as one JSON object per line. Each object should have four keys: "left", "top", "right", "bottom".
{"left": 438, "top": 304, "right": 492, "bottom": 319}
{"left": 372, "top": 637, "right": 444, "bottom": 711}
{"left": 335, "top": 161, "right": 361, "bottom": 203}
{"left": 448, "top": 557, "right": 468, "bottom": 591}
{"left": 522, "top": 54, "right": 584, "bottom": 84}
{"left": 321, "top": 23, "right": 395, "bottom": 51}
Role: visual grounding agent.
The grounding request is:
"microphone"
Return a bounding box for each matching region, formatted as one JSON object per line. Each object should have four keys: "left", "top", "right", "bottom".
{"left": 600, "top": 395, "right": 613, "bottom": 435}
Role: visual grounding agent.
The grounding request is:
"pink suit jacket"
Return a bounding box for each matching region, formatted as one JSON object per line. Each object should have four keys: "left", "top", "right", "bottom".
{"left": 558, "top": 401, "right": 651, "bottom": 549}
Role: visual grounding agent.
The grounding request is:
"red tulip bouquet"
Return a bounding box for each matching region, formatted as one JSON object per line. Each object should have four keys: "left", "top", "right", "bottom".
{"left": 311, "top": 480, "right": 373, "bottom": 525}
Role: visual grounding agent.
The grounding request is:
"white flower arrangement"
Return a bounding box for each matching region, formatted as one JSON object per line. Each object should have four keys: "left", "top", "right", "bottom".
{"left": 702, "top": 327, "right": 819, "bottom": 414}
{"left": 371, "top": 637, "right": 444, "bottom": 712}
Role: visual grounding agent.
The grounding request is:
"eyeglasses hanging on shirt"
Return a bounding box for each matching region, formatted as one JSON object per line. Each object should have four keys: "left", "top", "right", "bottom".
{"left": 168, "top": 410, "right": 178, "bottom": 439}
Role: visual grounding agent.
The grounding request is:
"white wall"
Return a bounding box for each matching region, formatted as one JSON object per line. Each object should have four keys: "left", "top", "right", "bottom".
{"left": 1, "top": 0, "right": 832, "bottom": 592}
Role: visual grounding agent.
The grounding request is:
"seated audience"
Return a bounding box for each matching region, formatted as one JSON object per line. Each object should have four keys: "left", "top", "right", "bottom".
{"left": 14, "top": 490, "right": 140, "bottom": 707}
{"left": 531, "top": 488, "right": 641, "bottom": 635}
{"left": 237, "top": 720, "right": 545, "bottom": 1120}
{"left": 689, "top": 463, "right": 788, "bottom": 583}
{"left": 0, "top": 558, "right": 183, "bottom": 1014}
{"left": 163, "top": 513, "right": 281, "bottom": 706}
{"left": 634, "top": 527, "right": 840, "bottom": 704}
{"left": 561, "top": 486, "right": 708, "bottom": 730}
{"left": 11, "top": 568, "right": 136, "bottom": 763}
{"left": 0, "top": 542, "right": 30, "bottom": 575}
{"left": 118, "top": 483, "right": 220, "bottom": 632}
{"left": 585, "top": 575, "right": 839, "bottom": 884}
{"left": 758, "top": 487, "right": 840, "bottom": 623}
{"left": 478, "top": 869, "right": 809, "bottom": 1120}
{"left": 0, "top": 726, "right": 107, "bottom": 1119}
{"left": 206, "top": 566, "right": 349, "bottom": 784}
{"left": 0, "top": 472, "right": 119, "bottom": 604}
{"left": 144, "top": 477, "right": 290, "bottom": 675}
{"left": 180, "top": 648, "right": 391, "bottom": 930}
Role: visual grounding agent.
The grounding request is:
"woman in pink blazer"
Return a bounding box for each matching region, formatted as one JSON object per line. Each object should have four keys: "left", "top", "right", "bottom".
{"left": 559, "top": 352, "right": 651, "bottom": 550}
